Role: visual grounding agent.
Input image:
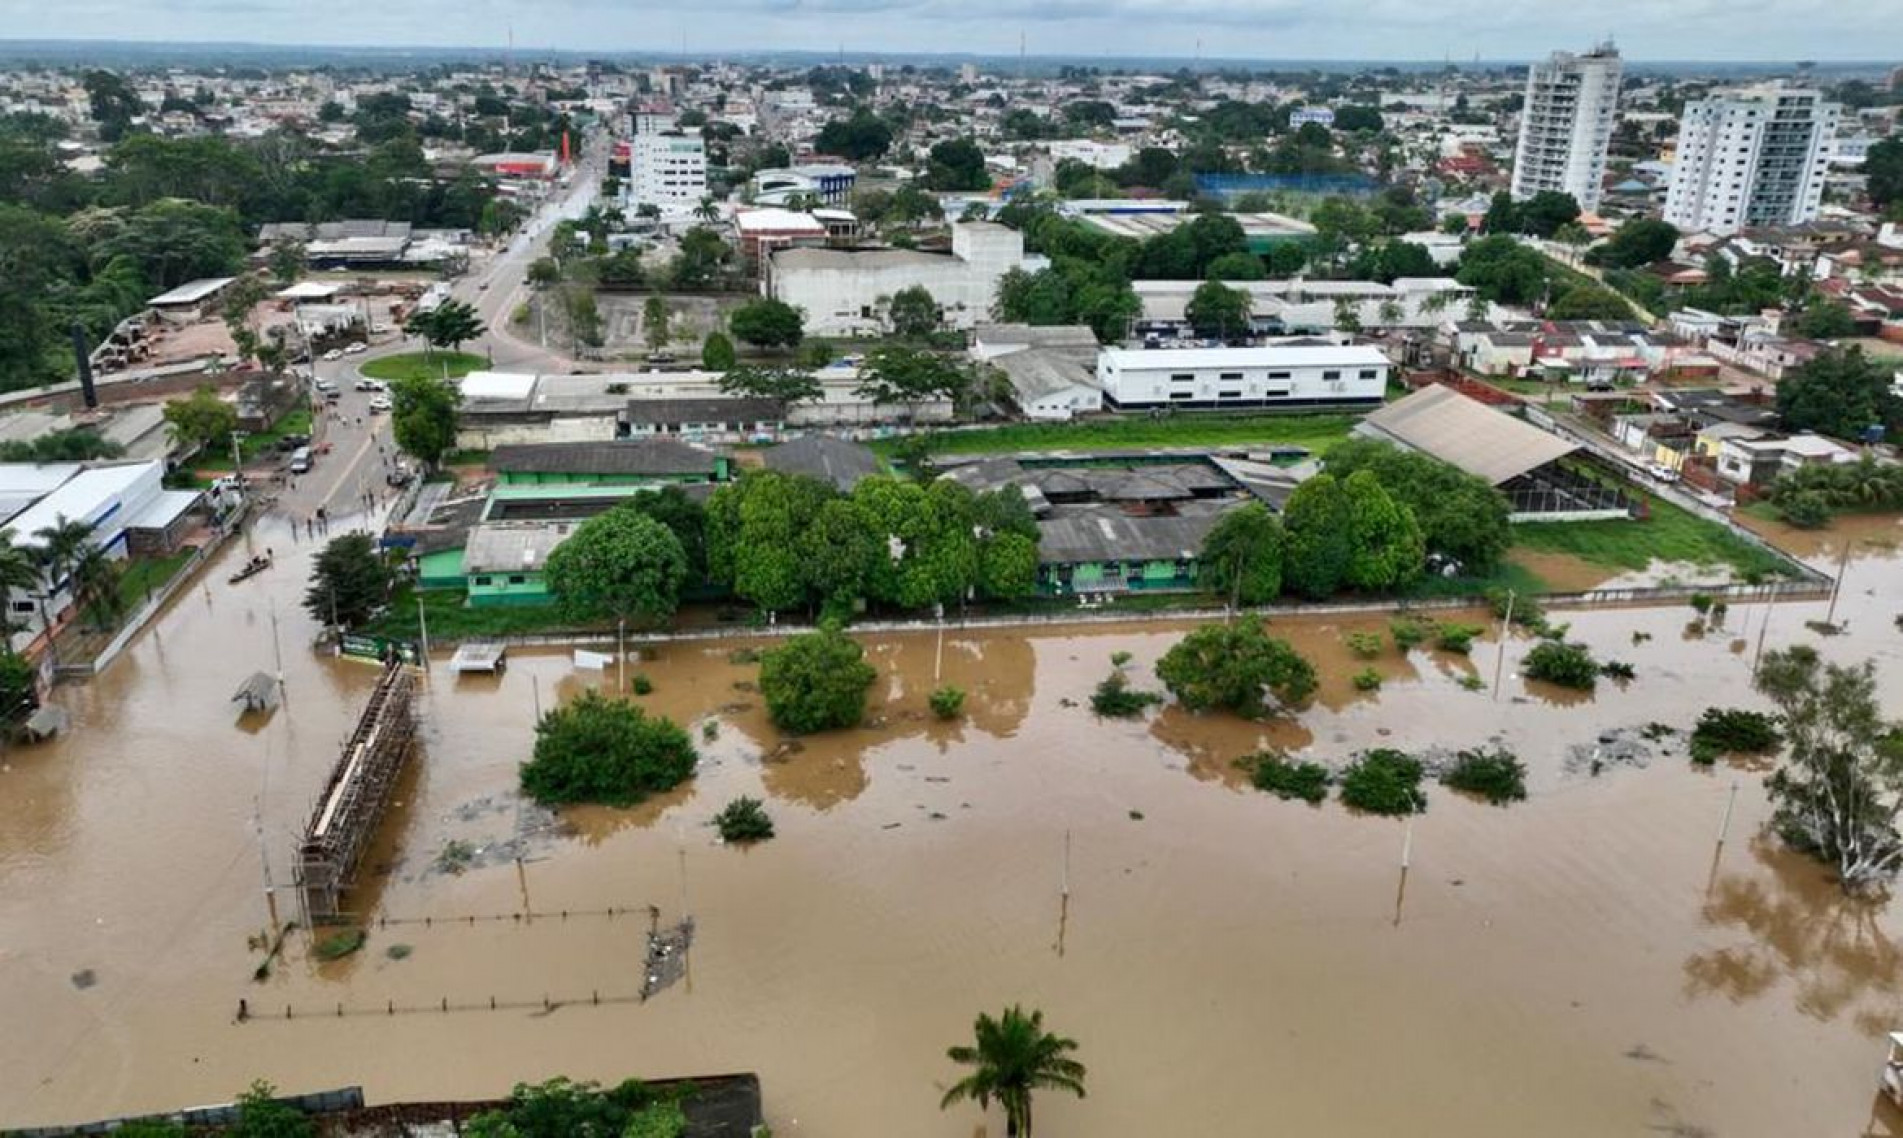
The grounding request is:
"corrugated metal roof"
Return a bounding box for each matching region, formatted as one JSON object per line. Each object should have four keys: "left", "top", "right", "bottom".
{"left": 763, "top": 435, "right": 881, "bottom": 491}
{"left": 1038, "top": 508, "right": 1224, "bottom": 564}
{"left": 1357, "top": 386, "right": 1576, "bottom": 487}
{"left": 462, "top": 523, "right": 574, "bottom": 573}
{"left": 490, "top": 439, "right": 720, "bottom": 476}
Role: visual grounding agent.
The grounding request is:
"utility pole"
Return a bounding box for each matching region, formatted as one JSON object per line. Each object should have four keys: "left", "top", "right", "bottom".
{"left": 269, "top": 598, "right": 285, "bottom": 688}
{"left": 416, "top": 594, "right": 431, "bottom": 666}
{"left": 1490, "top": 589, "right": 1515, "bottom": 700}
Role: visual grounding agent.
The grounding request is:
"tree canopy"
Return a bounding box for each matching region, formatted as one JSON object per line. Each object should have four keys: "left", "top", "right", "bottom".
{"left": 1755, "top": 646, "right": 1903, "bottom": 892}
{"left": 815, "top": 108, "right": 894, "bottom": 161}
{"left": 542, "top": 507, "right": 688, "bottom": 628}
{"left": 1184, "top": 280, "right": 1251, "bottom": 340}
{"left": 162, "top": 385, "right": 238, "bottom": 455}
{"left": 1155, "top": 619, "right": 1318, "bottom": 718}
{"left": 520, "top": 691, "right": 697, "bottom": 807}
{"left": 1775, "top": 347, "right": 1903, "bottom": 441}
{"left": 1198, "top": 502, "right": 1284, "bottom": 605}
{"left": 1587, "top": 218, "right": 1679, "bottom": 270}
{"left": 1322, "top": 438, "right": 1511, "bottom": 571}
{"left": 304, "top": 534, "right": 392, "bottom": 629}
{"left": 758, "top": 624, "right": 878, "bottom": 734}
{"left": 727, "top": 297, "right": 804, "bottom": 349}
{"left": 388, "top": 374, "right": 462, "bottom": 469}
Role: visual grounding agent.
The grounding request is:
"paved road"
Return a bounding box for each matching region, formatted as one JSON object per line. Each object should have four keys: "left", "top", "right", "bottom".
{"left": 463, "top": 132, "right": 610, "bottom": 374}
{"left": 269, "top": 374, "right": 400, "bottom": 528}
{"left": 260, "top": 135, "right": 612, "bottom": 525}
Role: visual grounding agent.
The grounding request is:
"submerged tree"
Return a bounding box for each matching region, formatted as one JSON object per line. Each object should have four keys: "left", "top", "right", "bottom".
{"left": 1755, "top": 647, "right": 1903, "bottom": 893}
{"left": 940, "top": 1005, "right": 1087, "bottom": 1138}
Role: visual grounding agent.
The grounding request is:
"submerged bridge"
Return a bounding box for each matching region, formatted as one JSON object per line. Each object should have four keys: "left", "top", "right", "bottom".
{"left": 296, "top": 660, "right": 418, "bottom": 924}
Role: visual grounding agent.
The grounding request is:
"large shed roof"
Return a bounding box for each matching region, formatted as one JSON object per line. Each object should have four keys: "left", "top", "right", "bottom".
{"left": 1356, "top": 385, "right": 1575, "bottom": 487}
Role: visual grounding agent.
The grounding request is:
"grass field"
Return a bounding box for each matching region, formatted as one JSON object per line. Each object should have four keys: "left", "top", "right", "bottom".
{"left": 874, "top": 414, "right": 1361, "bottom": 459}
{"left": 1511, "top": 493, "right": 1793, "bottom": 580}
{"left": 366, "top": 586, "right": 602, "bottom": 642}
{"left": 360, "top": 352, "right": 488, "bottom": 384}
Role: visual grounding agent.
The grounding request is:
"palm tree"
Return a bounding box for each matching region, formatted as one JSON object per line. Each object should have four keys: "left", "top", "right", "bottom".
{"left": 0, "top": 528, "right": 40, "bottom": 651}
{"left": 33, "top": 516, "right": 92, "bottom": 615}
{"left": 940, "top": 1005, "right": 1086, "bottom": 1137}
{"left": 72, "top": 545, "right": 122, "bottom": 631}
{"left": 694, "top": 195, "right": 719, "bottom": 225}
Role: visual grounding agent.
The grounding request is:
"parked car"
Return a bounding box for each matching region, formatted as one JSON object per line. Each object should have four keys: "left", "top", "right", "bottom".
{"left": 288, "top": 447, "right": 313, "bottom": 474}
{"left": 1647, "top": 463, "right": 1681, "bottom": 483}
{"left": 386, "top": 464, "right": 414, "bottom": 488}
{"left": 322, "top": 349, "right": 344, "bottom": 361}
{"left": 313, "top": 377, "right": 337, "bottom": 393}
{"left": 344, "top": 342, "right": 369, "bottom": 354}
{"left": 371, "top": 322, "right": 393, "bottom": 334}
{"left": 367, "top": 395, "right": 393, "bottom": 413}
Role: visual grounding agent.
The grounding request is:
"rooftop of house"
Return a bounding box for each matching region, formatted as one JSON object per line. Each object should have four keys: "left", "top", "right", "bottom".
{"left": 489, "top": 439, "right": 722, "bottom": 477}
{"left": 761, "top": 434, "right": 882, "bottom": 492}
{"left": 1037, "top": 506, "right": 1226, "bottom": 566}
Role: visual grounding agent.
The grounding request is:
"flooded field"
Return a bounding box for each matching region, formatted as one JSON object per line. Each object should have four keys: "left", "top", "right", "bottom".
{"left": 4, "top": 510, "right": 1903, "bottom": 1136}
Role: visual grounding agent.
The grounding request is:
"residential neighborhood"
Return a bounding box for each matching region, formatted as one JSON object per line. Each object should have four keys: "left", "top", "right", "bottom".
{"left": 0, "top": 26, "right": 1901, "bottom": 1138}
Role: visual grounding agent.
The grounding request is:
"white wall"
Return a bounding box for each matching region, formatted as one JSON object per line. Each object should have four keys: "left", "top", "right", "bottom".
{"left": 1098, "top": 351, "right": 1388, "bottom": 408}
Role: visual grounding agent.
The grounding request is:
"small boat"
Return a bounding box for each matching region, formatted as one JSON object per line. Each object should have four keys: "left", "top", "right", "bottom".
{"left": 227, "top": 553, "right": 273, "bottom": 584}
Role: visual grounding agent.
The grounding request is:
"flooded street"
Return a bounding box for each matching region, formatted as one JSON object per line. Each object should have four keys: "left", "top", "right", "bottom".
{"left": 4, "top": 509, "right": 1903, "bottom": 1136}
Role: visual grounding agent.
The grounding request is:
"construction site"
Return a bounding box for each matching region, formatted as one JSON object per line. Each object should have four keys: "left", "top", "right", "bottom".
{"left": 295, "top": 661, "right": 419, "bottom": 925}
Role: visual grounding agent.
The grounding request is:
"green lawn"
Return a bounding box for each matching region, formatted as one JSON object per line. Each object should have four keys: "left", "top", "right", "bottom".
{"left": 876, "top": 414, "right": 1360, "bottom": 459}
{"left": 360, "top": 352, "right": 488, "bottom": 384}
{"left": 1511, "top": 493, "right": 1793, "bottom": 581}
{"left": 116, "top": 549, "right": 196, "bottom": 611}
{"left": 1403, "top": 559, "right": 1548, "bottom": 599}
{"left": 366, "top": 586, "right": 605, "bottom": 642}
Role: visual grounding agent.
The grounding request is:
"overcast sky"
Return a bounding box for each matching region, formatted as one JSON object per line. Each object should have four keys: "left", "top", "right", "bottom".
{"left": 3, "top": 0, "right": 1896, "bottom": 62}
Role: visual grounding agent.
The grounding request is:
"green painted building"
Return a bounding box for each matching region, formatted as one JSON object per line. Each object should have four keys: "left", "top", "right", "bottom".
{"left": 1034, "top": 510, "right": 1220, "bottom": 597}
{"left": 422, "top": 438, "right": 730, "bottom": 607}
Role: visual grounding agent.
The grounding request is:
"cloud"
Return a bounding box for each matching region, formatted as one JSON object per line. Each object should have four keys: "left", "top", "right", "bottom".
{"left": 0, "top": 0, "right": 1892, "bottom": 59}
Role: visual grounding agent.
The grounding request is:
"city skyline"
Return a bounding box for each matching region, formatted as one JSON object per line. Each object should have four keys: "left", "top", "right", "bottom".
{"left": 0, "top": 0, "right": 1895, "bottom": 64}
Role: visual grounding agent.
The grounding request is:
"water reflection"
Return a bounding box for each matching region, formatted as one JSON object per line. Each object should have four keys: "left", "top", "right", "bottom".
{"left": 1684, "top": 836, "right": 1903, "bottom": 1031}
{"left": 1147, "top": 704, "right": 1315, "bottom": 789}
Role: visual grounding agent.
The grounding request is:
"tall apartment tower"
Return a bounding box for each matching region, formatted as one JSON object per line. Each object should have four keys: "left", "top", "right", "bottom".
{"left": 1511, "top": 42, "right": 1623, "bottom": 214}
{"left": 1663, "top": 87, "right": 1840, "bottom": 236}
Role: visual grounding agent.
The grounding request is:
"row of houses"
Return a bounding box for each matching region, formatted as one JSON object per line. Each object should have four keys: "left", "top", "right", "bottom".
{"left": 1593, "top": 386, "right": 1860, "bottom": 495}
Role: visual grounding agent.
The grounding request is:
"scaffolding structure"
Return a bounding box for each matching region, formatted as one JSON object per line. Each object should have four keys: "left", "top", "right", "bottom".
{"left": 296, "top": 661, "right": 418, "bottom": 924}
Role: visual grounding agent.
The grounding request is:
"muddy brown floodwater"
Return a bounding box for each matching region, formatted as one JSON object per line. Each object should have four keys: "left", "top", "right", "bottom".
{"left": 4, "top": 510, "right": 1903, "bottom": 1137}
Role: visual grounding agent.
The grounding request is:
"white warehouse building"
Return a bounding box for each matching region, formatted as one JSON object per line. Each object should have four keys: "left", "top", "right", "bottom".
{"left": 766, "top": 222, "right": 1036, "bottom": 338}
{"left": 1096, "top": 343, "right": 1392, "bottom": 411}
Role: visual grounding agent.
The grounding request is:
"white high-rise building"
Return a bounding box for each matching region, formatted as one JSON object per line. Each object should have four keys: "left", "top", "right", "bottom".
{"left": 628, "top": 131, "right": 707, "bottom": 210}
{"left": 1510, "top": 42, "right": 1622, "bottom": 214}
{"left": 1663, "top": 87, "right": 1840, "bottom": 236}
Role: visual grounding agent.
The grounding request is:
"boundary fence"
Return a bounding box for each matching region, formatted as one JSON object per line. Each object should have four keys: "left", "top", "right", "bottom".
{"left": 417, "top": 576, "right": 1831, "bottom": 651}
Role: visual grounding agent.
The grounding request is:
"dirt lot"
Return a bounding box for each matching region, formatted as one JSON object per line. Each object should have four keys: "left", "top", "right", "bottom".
{"left": 596, "top": 293, "right": 748, "bottom": 358}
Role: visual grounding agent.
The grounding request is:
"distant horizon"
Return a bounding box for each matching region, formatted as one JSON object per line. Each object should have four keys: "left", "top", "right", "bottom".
{"left": 0, "top": 35, "right": 1891, "bottom": 75}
